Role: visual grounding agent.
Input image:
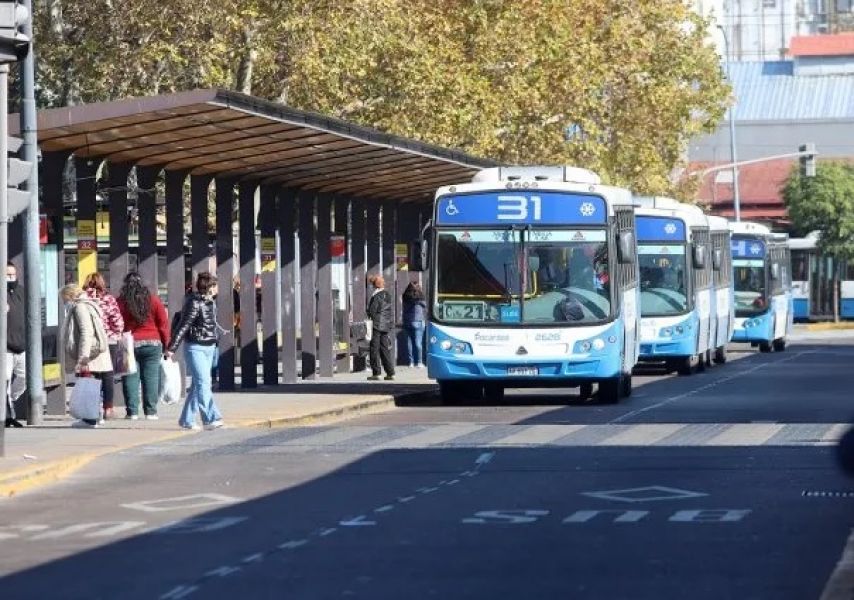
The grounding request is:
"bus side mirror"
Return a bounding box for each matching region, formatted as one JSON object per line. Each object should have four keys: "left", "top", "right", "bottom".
{"left": 617, "top": 231, "right": 635, "bottom": 265}
{"left": 713, "top": 249, "right": 722, "bottom": 271}
{"left": 693, "top": 244, "right": 706, "bottom": 269}
{"left": 409, "top": 239, "right": 429, "bottom": 272}
{"left": 770, "top": 263, "right": 780, "bottom": 280}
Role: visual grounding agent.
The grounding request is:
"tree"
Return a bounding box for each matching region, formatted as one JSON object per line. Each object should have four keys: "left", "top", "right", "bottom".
{"left": 32, "top": 0, "right": 729, "bottom": 196}
{"left": 783, "top": 162, "right": 854, "bottom": 321}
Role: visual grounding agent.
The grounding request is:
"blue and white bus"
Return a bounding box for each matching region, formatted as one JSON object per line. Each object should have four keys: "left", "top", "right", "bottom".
{"left": 414, "top": 166, "right": 641, "bottom": 404}
{"left": 708, "top": 216, "right": 735, "bottom": 364}
{"left": 789, "top": 232, "right": 854, "bottom": 321}
{"left": 730, "top": 221, "right": 792, "bottom": 352}
{"left": 634, "top": 197, "right": 717, "bottom": 374}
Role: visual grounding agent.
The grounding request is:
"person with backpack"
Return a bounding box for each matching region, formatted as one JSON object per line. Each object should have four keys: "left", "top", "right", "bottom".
{"left": 60, "top": 284, "right": 112, "bottom": 428}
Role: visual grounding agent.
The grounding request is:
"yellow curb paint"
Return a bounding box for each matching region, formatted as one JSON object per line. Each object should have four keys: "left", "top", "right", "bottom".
{"left": 803, "top": 322, "right": 854, "bottom": 331}
{"left": 0, "top": 397, "right": 399, "bottom": 497}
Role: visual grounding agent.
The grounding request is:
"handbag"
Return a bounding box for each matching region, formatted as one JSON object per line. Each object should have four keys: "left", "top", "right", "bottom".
{"left": 158, "top": 358, "right": 182, "bottom": 405}
{"left": 115, "top": 332, "right": 137, "bottom": 376}
{"left": 364, "top": 318, "right": 373, "bottom": 342}
{"left": 69, "top": 376, "right": 102, "bottom": 421}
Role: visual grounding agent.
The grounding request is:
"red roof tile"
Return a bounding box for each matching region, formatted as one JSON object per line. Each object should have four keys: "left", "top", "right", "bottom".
{"left": 789, "top": 33, "right": 854, "bottom": 57}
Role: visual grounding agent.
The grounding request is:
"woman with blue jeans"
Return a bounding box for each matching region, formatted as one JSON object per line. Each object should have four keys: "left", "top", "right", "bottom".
{"left": 402, "top": 281, "right": 427, "bottom": 368}
{"left": 166, "top": 273, "right": 224, "bottom": 431}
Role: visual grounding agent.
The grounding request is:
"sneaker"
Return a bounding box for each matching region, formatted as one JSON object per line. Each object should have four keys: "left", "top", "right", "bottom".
{"left": 367, "top": 375, "right": 381, "bottom": 381}
{"left": 71, "top": 420, "right": 97, "bottom": 429}
{"left": 415, "top": 364, "right": 425, "bottom": 369}
{"left": 145, "top": 415, "right": 160, "bottom": 421}
{"left": 384, "top": 375, "right": 395, "bottom": 381}
{"left": 205, "top": 420, "right": 224, "bottom": 431}
{"left": 181, "top": 424, "right": 202, "bottom": 431}
{"left": 125, "top": 414, "right": 139, "bottom": 421}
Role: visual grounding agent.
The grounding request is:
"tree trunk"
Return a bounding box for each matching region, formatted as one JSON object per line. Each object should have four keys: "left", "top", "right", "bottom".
{"left": 235, "top": 24, "right": 257, "bottom": 95}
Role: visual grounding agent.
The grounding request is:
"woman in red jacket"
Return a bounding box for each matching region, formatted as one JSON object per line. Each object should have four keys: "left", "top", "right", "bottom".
{"left": 117, "top": 272, "right": 170, "bottom": 420}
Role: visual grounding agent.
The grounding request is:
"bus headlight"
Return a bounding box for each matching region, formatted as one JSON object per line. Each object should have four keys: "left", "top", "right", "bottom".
{"left": 674, "top": 325, "right": 684, "bottom": 335}
{"left": 592, "top": 338, "right": 606, "bottom": 351}
{"left": 440, "top": 340, "right": 452, "bottom": 351}
{"left": 437, "top": 338, "right": 471, "bottom": 354}
{"left": 661, "top": 327, "right": 673, "bottom": 337}
{"left": 579, "top": 341, "right": 592, "bottom": 352}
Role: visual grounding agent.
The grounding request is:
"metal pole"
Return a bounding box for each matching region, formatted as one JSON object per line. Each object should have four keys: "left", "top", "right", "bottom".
{"left": 20, "top": 0, "right": 44, "bottom": 424}
{"left": 718, "top": 25, "right": 741, "bottom": 222}
{"left": 1, "top": 63, "right": 10, "bottom": 454}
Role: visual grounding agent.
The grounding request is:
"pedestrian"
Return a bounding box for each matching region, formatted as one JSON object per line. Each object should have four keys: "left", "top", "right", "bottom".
{"left": 166, "top": 272, "right": 224, "bottom": 431}
{"left": 366, "top": 274, "right": 395, "bottom": 381}
{"left": 402, "top": 281, "right": 427, "bottom": 368}
{"left": 83, "top": 272, "right": 124, "bottom": 420}
{"left": 60, "top": 284, "right": 112, "bottom": 428}
{"left": 117, "top": 272, "right": 170, "bottom": 420}
{"left": 5, "top": 262, "right": 25, "bottom": 428}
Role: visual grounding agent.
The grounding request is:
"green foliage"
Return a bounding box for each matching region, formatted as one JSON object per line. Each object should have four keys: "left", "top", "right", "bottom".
{"left": 34, "top": 0, "right": 729, "bottom": 195}
{"left": 783, "top": 163, "right": 854, "bottom": 260}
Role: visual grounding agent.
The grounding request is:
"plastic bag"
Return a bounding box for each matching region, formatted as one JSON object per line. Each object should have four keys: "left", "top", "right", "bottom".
{"left": 114, "top": 332, "right": 137, "bottom": 376}
{"left": 158, "top": 358, "right": 182, "bottom": 405}
{"left": 69, "top": 377, "right": 102, "bottom": 421}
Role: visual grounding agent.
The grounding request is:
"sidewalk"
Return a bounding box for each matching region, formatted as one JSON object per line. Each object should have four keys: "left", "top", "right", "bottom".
{"left": 0, "top": 366, "right": 435, "bottom": 498}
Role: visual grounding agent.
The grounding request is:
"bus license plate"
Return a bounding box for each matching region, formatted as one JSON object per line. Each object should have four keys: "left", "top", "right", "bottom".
{"left": 508, "top": 366, "right": 538, "bottom": 376}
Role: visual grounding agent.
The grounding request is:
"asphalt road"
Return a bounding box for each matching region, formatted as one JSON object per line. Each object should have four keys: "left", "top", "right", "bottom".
{"left": 1, "top": 335, "right": 854, "bottom": 599}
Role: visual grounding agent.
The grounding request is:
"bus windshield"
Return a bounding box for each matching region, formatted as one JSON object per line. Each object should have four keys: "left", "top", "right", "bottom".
{"left": 638, "top": 244, "right": 688, "bottom": 316}
{"left": 434, "top": 229, "right": 611, "bottom": 325}
{"left": 734, "top": 259, "right": 767, "bottom": 316}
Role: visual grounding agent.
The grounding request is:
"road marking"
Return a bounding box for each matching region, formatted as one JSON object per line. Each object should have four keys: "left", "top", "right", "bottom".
{"left": 241, "top": 553, "right": 264, "bottom": 564}
{"left": 319, "top": 527, "right": 337, "bottom": 536}
{"left": 372, "top": 424, "right": 485, "bottom": 449}
{"left": 272, "top": 426, "right": 384, "bottom": 447}
{"left": 492, "top": 425, "right": 584, "bottom": 446}
{"left": 278, "top": 539, "right": 308, "bottom": 550}
{"left": 669, "top": 509, "right": 750, "bottom": 522}
{"left": 122, "top": 493, "right": 241, "bottom": 513}
{"left": 820, "top": 528, "right": 854, "bottom": 600}
{"left": 397, "top": 496, "right": 415, "bottom": 503}
{"left": 160, "top": 585, "right": 199, "bottom": 600}
{"left": 340, "top": 515, "right": 376, "bottom": 527}
{"left": 417, "top": 486, "right": 439, "bottom": 494}
{"left": 822, "top": 424, "right": 850, "bottom": 445}
{"left": 582, "top": 486, "right": 707, "bottom": 503}
{"left": 476, "top": 452, "right": 495, "bottom": 466}
{"left": 563, "top": 510, "right": 649, "bottom": 523}
{"left": 205, "top": 566, "right": 241, "bottom": 578}
{"left": 597, "top": 424, "right": 685, "bottom": 446}
{"left": 31, "top": 521, "right": 145, "bottom": 540}
{"left": 374, "top": 505, "right": 395, "bottom": 513}
{"left": 445, "top": 479, "right": 460, "bottom": 486}
{"left": 462, "top": 510, "right": 550, "bottom": 525}
{"left": 150, "top": 516, "right": 248, "bottom": 534}
{"left": 704, "top": 424, "right": 785, "bottom": 446}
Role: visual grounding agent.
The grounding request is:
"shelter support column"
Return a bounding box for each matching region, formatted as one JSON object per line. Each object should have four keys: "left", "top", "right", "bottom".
{"left": 298, "top": 192, "right": 317, "bottom": 379}
{"left": 215, "top": 178, "right": 236, "bottom": 390}
{"left": 238, "top": 182, "right": 259, "bottom": 388}
{"left": 333, "top": 196, "right": 350, "bottom": 374}
{"left": 136, "top": 166, "right": 160, "bottom": 290}
{"left": 279, "top": 188, "right": 298, "bottom": 383}
{"left": 190, "top": 175, "right": 212, "bottom": 278}
{"left": 42, "top": 153, "right": 69, "bottom": 416}
{"left": 350, "top": 199, "right": 367, "bottom": 372}
{"left": 317, "top": 194, "right": 334, "bottom": 377}
{"left": 108, "top": 163, "right": 132, "bottom": 293}
{"left": 381, "top": 201, "right": 397, "bottom": 366}
{"left": 165, "top": 170, "right": 187, "bottom": 398}
{"left": 366, "top": 202, "right": 380, "bottom": 279}
{"left": 396, "top": 203, "right": 422, "bottom": 366}
{"left": 74, "top": 157, "right": 100, "bottom": 285}
{"left": 259, "top": 185, "right": 279, "bottom": 385}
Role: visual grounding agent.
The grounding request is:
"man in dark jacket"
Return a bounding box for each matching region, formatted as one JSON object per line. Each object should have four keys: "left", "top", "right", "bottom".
{"left": 366, "top": 274, "right": 395, "bottom": 381}
{"left": 6, "top": 262, "right": 26, "bottom": 427}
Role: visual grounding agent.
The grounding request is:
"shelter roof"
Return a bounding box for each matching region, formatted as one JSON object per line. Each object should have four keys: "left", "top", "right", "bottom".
{"left": 12, "top": 89, "right": 497, "bottom": 202}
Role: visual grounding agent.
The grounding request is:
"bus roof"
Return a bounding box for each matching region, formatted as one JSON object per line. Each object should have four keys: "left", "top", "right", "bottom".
{"left": 788, "top": 231, "right": 820, "bottom": 250}
{"left": 728, "top": 220, "right": 771, "bottom": 236}
{"left": 634, "top": 196, "right": 709, "bottom": 229}
{"left": 706, "top": 215, "right": 729, "bottom": 232}
{"left": 471, "top": 166, "right": 601, "bottom": 185}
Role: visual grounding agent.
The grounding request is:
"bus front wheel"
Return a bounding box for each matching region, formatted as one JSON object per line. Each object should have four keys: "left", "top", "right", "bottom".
{"left": 773, "top": 338, "right": 786, "bottom": 352}
{"left": 439, "top": 381, "right": 482, "bottom": 405}
{"left": 598, "top": 376, "right": 625, "bottom": 404}
{"left": 713, "top": 346, "right": 728, "bottom": 364}
{"left": 759, "top": 341, "right": 772, "bottom": 353}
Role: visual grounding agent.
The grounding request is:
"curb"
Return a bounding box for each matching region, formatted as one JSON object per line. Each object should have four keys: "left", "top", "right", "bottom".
{"left": 802, "top": 322, "right": 854, "bottom": 331}
{"left": 0, "top": 393, "right": 413, "bottom": 498}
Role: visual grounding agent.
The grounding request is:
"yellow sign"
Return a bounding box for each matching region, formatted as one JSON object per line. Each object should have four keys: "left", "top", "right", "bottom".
{"left": 43, "top": 362, "right": 61, "bottom": 383}
{"left": 77, "top": 219, "right": 96, "bottom": 239}
{"left": 78, "top": 249, "right": 97, "bottom": 285}
{"left": 260, "top": 237, "right": 276, "bottom": 253}
{"left": 395, "top": 243, "right": 408, "bottom": 258}
{"left": 261, "top": 259, "right": 276, "bottom": 273}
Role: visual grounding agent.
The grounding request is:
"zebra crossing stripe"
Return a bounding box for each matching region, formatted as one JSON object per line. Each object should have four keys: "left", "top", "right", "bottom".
{"left": 703, "top": 424, "right": 786, "bottom": 446}
{"left": 373, "top": 424, "right": 486, "bottom": 449}
{"left": 491, "top": 424, "right": 586, "bottom": 446}
{"left": 597, "top": 424, "right": 686, "bottom": 446}
{"left": 821, "top": 424, "right": 850, "bottom": 445}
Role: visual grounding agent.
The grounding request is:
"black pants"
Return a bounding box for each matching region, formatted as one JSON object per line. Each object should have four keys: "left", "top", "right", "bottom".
{"left": 369, "top": 331, "right": 394, "bottom": 377}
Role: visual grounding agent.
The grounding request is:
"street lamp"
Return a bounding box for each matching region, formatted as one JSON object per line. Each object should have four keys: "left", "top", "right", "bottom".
{"left": 717, "top": 24, "right": 741, "bottom": 222}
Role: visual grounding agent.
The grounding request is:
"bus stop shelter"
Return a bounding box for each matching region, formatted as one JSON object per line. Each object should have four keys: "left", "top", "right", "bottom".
{"left": 9, "top": 89, "right": 495, "bottom": 414}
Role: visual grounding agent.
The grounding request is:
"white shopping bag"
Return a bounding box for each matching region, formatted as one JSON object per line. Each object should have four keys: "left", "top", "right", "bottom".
{"left": 115, "top": 332, "right": 137, "bottom": 376}
{"left": 158, "top": 358, "right": 182, "bottom": 405}
{"left": 69, "top": 377, "right": 102, "bottom": 421}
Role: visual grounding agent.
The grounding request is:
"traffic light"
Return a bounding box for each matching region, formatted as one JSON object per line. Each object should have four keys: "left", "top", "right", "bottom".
{"left": 0, "top": 1, "right": 29, "bottom": 63}
{"left": 6, "top": 135, "right": 33, "bottom": 218}
{"left": 799, "top": 143, "right": 816, "bottom": 178}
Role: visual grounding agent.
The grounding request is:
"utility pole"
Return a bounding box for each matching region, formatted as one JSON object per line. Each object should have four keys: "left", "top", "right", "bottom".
{"left": 20, "top": 0, "right": 43, "bottom": 425}
{"left": 717, "top": 25, "right": 741, "bottom": 222}
{"left": 0, "top": 0, "right": 33, "bottom": 455}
